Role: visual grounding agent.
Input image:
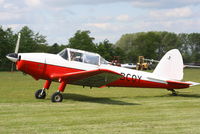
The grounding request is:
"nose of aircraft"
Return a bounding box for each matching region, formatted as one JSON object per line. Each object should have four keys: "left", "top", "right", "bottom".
{"left": 6, "top": 53, "right": 19, "bottom": 62}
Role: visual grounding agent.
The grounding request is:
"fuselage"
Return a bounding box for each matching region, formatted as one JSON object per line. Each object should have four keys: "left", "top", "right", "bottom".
{"left": 15, "top": 52, "right": 189, "bottom": 90}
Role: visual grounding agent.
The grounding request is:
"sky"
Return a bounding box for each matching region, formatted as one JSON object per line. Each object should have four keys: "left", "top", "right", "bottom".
{"left": 1, "top": 0, "right": 200, "bottom": 45}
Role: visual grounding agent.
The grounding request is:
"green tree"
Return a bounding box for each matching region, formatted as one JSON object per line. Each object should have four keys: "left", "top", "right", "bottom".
{"left": 67, "top": 30, "right": 96, "bottom": 52}
{"left": 115, "top": 32, "right": 161, "bottom": 62}
{"left": 115, "top": 31, "right": 182, "bottom": 62}
{"left": 47, "top": 43, "right": 66, "bottom": 54}
{"left": 0, "top": 26, "right": 15, "bottom": 70}
{"left": 115, "top": 32, "right": 145, "bottom": 62}
{"left": 19, "top": 26, "right": 48, "bottom": 53}
{"left": 158, "top": 32, "right": 181, "bottom": 58}
{"left": 179, "top": 33, "right": 200, "bottom": 63}
{"left": 178, "top": 33, "right": 191, "bottom": 62}
{"left": 134, "top": 32, "right": 160, "bottom": 59}
{"left": 187, "top": 33, "right": 200, "bottom": 63}
{"left": 0, "top": 26, "right": 49, "bottom": 70}
{"left": 96, "top": 39, "right": 115, "bottom": 61}
{"left": 113, "top": 47, "right": 127, "bottom": 63}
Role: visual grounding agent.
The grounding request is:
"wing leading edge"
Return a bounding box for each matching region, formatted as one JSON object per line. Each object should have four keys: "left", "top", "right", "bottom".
{"left": 50, "top": 69, "right": 123, "bottom": 87}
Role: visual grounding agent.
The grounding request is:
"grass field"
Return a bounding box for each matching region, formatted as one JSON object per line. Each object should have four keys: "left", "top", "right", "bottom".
{"left": 0, "top": 69, "right": 200, "bottom": 134}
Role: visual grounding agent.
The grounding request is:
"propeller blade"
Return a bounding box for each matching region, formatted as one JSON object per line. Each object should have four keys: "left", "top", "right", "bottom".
{"left": 14, "top": 33, "right": 21, "bottom": 54}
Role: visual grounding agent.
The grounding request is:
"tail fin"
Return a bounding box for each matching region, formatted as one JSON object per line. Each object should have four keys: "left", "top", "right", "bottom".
{"left": 153, "top": 49, "right": 184, "bottom": 80}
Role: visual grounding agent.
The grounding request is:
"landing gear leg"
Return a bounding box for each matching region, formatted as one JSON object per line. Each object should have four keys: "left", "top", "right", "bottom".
{"left": 51, "top": 81, "right": 66, "bottom": 102}
{"left": 168, "top": 89, "right": 178, "bottom": 96}
{"left": 35, "top": 80, "right": 51, "bottom": 99}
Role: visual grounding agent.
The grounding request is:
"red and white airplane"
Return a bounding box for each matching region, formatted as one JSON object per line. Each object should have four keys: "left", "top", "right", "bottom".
{"left": 6, "top": 34, "right": 200, "bottom": 102}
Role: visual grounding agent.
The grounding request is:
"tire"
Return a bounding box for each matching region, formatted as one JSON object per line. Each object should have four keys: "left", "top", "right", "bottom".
{"left": 51, "top": 92, "right": 63, "bottom": 102}
{"left": 172, "top": 92, "right": 178, "bottom": 96}
{"left": 35, "top": 89, "right": 46, "bottom": 99}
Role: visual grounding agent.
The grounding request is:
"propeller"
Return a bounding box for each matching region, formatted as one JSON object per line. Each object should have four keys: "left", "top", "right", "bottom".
{"left": 6, "top": 33, "right": 21, "bottom": 71}
{"left": 14, "top": 32, "right": 21, "bottom": 54}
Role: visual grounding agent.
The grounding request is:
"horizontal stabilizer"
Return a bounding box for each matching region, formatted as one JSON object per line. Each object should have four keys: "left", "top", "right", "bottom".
{"left": 184, "top": 65, "right": 200, "bottom": 68}
{"left": 185, "top": 81, "right": 200, "bottom": 86}
{"left": 167, "top": 80, "right": 191, "bottom": 89}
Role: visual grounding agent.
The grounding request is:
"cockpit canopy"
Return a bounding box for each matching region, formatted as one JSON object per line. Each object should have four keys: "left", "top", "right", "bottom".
{"left": 58, "top": 48, "right": 109, "bottom": 65}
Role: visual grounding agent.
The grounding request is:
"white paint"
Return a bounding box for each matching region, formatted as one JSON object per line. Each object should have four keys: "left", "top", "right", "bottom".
{"left": 18, "top": 48, "right": 185, "bottom": 84}
{"left": 153, "top": 49, "right": 184, "bottom": 80}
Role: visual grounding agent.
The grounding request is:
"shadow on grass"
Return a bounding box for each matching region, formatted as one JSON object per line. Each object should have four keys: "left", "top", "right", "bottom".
{"left": 175, "top": 94, "right": 200, "bottom": 98}
{"left": 155, "top": 93, "right": 200, "bottom": 98}
{"left": 62, "top": 93, "right": 140, "bottom": 106}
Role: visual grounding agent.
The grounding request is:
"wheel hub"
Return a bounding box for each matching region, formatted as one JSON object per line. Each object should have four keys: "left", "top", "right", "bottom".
{"left": 55, "top": 95, "right": 61, "bottom": 102}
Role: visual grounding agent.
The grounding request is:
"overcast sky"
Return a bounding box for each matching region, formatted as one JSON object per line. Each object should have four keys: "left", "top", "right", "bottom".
{"left": 1, "top": 0, "right": 200, "bottom": 45}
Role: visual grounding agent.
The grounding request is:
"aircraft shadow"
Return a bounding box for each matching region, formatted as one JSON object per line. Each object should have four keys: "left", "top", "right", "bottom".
{"left": 174, "top": 94, "right": 200, "bottom": 98}
{"left": 156, "top": 93, "right": 200, "bottom": 98}
{"left": 62, "top": 93, "right": 140, "bottom": 106}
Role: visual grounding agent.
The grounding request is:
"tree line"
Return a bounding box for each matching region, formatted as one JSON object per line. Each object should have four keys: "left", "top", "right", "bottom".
{"left": 0, "top": 26, "right": 200, "bottom": 71}
{"left": 116, "top": 32, "right": 200, "bottom": 63}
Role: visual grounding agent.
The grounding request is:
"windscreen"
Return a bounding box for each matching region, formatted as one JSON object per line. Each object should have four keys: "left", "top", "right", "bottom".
{"left": 58, "top": 49, "right": 68, "bottom": 60}
{"left": 83, "top": 53, "right": 99, "bottom": 65}
{"left": 100, "top": 57, "right": 109, "bottom": 65}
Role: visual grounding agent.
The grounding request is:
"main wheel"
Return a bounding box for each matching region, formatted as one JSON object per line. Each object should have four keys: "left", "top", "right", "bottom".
{"left": 172, "top": 92, "right": 178, "bottom": 96}
{"left": 35, "top": 89, "right": 46, "bottom": 99}
{"left": 168, "top": 89, "right": 178, "bottom": 96}
{"left": 51, "top": 92, "right": 63, "bottom": 102}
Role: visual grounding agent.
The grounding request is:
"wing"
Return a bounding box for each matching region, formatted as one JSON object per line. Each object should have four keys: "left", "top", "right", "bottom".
{"left": 50, "top": 69, "right": 123, "bottom": 87}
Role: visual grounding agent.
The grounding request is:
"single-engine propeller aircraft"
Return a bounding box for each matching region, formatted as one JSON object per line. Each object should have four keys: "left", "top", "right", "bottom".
{"left": 6, "top": 33, "right": 200, "bottom": 102}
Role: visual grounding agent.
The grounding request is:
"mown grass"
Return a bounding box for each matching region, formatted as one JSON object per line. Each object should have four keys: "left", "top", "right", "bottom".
{"left": 0, "top": 69, "right": 200, "bottom": 134}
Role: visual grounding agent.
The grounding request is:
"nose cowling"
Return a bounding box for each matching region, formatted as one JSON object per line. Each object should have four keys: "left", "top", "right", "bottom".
{"left": 6, "top": 53, "right": 19, "bottom": 62}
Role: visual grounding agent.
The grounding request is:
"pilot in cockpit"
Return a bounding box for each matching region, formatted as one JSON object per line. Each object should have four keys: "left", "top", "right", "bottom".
{"left": 70, "top": 51, "right": 76, "bottom": 61}
{"left": 70, "top": 51, "right": 83, "bottom": 62}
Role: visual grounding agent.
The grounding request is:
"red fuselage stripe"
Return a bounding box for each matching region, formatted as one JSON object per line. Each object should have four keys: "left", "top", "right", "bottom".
{"left": 16, "top": 60, "right": 189, "bottom": 89}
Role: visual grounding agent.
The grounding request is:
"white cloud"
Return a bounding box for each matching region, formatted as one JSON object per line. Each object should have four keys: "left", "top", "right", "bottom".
{"left": 0, "top": 0, "right": 4, "bottom": 4}
{"left": 116, "top": 15, "right": 130, "bottom": 21}
{"left": 0, "top": 0, "right": 199, "bottom": 45}
{"left": 132, "top": 1, "right": 161, "bottom": 8}
{"left": 150, "top": 7, "right": 193, "bottom": 19}
{"left": 86, "top": 22, "right": 128, "bottom": 32}
{"left": 132, "top": 0, "right": 200, "bottom": 8}
{"left": 37, "top": 0, "right": 200, "bottom": 9}
{"left": 3, "top": 3, "right": 18, "bottom": 10}
{"left": 166, "top": 7, "right": 192, "bottom": 17}
{"left": 134, "top": 18, "right": 200, "bottom": 33}
{"left": 25, "top": 0, "right": 41, "bottom": 7}
{"left": 0, "top": 12, "right": 21, "bottom": 21}
{"left": 2, "top": 24, "right": 27, "bottom": 31}
{"left": 86, "top": 23, "right": 111, "bottom": 30}
{"left": 41, "top": 0, "right": 133, "bottom": 7}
